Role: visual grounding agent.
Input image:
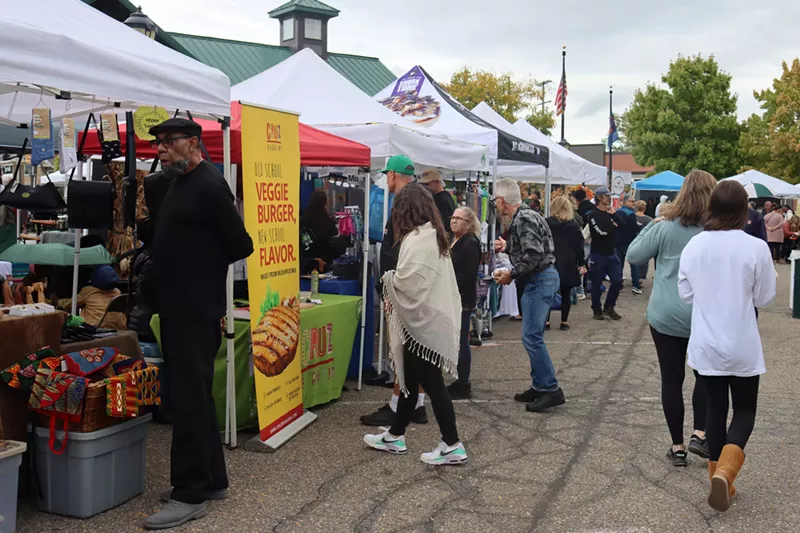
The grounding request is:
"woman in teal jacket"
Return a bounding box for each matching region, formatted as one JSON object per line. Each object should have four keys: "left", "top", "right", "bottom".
{"left": 627, "top": 169, "right": 717, "bottom": 467}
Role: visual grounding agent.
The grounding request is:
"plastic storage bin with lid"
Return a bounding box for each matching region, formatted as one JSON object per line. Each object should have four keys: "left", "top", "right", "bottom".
{"left": 0, "top": 440, "right": 27, "bottom": 533}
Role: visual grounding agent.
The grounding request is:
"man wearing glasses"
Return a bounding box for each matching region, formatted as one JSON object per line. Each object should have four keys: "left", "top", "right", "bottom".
{"left": 492, "top": 178, "right": 565, "bottom": 413}
{"left": 144, "top": 118, "right": 253, "bottom": 530}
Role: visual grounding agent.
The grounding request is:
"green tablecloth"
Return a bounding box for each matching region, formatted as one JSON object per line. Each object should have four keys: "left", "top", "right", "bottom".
{"left": 299, "top": 294, "right": 361, "bottom": 408}
{"left": 150, "top": 316, "right": 258, "bottom": 431}
{"left": 149, "top": 292, "right": 361, "bottom": 427}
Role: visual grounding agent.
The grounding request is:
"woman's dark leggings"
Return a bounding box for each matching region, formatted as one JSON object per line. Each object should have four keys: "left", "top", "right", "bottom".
{"left": 456, "top": 309, "right": 472, "bottom": 385}
{"left": 650, "top": 327, "right": 706, "bottom": 445}
{"left": 390, "top": 344, "right": 460, "bottom": 446}
{"left": 701, "top": 375, "right": 759, "bottom": 462}
{"left": 548, "top": 284, "right": 573, "bottom": 324}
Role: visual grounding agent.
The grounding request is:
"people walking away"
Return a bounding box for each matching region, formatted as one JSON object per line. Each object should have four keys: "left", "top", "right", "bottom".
{"left": 447, "top": 207, "right": 481, "bottom": 400}
{"left": 628, "top": 169, "right": 717, "bottom": 467}
{"left": 634, "top": 201, "right": 652, "bottom": 282}
{"left": 678, "top": 180, "right": 776, "bottom": 512}
{"left": 585, "top": 187, "right": 622, "bottom": 321}
{"left": 764, "top": 203, "right": 785, "bottom": 261}
{"left": 655, "top": 194, "right": 669, "bottom": 217}
{"left": 361, "top": 155, "right": 428, "bottom": 426}
{"left": 364, "top": 183, "right": 467, "bottom": 465}
{"left": 492, "top": 178, "right": 565, "bottom": 412}
{"left": 546, "top": 196, "right": 586, "bottom": 331}
{"left": 616, "top": 196, "right": 642, "bottom": 294}
{"left": 419, "top": 169, "right": 456, "bottom": 236}
{"left": 745, "top": 202, "right": 767, "bottom": 241}
{"left": 144, "top": 118, "right": 254, "bottom": 530}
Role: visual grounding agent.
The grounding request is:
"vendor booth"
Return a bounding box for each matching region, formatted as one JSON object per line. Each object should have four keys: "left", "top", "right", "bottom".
{"left": 723, "top": 169, "right": 800, "bottom": 198}
{"left": 631, "top": 171, "right": 685, "bottom": 192}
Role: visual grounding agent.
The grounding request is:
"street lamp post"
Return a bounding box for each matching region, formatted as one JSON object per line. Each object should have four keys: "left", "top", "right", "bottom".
{"left": 124, "top": 6, "right": 157, "bottom": 39}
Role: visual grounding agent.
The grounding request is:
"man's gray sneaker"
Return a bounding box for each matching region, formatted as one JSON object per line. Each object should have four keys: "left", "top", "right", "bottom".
{"left": 159, "top": 487, "right": 229, "bottom": 503}
{"left": 142, "top": 500, "right": 208, "bottom": 530}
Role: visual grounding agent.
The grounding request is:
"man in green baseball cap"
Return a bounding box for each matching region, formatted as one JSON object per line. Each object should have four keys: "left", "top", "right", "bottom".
{"left": 360, "top": 154, "right": 430, "bottom": 427}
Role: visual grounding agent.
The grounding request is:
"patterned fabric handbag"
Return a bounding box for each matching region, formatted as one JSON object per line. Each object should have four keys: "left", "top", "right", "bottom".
{"left": 1, "top": 347, "right": 61, "bottom": 391}
{"left": 28, "top": 368, "right": 88, "bottom": 454}
{"left": 105, "top": 365, "right": 160, "bottom": 418}
{"left": 62, "top": 347, "right": 118, "bottom": 377}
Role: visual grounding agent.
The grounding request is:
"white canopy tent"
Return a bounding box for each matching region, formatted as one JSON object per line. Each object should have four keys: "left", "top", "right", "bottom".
{"left": 1, "top": 0, "right": 243, "bottom": 445}
{"left": 231, "top": 49, "right": 490, "bottom": 172}
{"left": 723, "top": 169, "right": 800, "bottom": 198}
{"left": 472, "top": 102, "right": 607, "bottom": 186}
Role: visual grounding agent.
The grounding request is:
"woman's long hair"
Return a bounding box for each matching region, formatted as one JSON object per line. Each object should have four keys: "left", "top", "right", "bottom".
{"left": 392, "top": 183, "right": 450, "bottom": 256}
{"left": 705, "top": 180, "right": 749, "bottom": 231}
{"left": 660, "top": 169, "right": 717, "bottom": 226}
{"left": 455, "top": 206, "right": 481, "bottom": 238}
{"left": 549, "top": 196, "right": 575, "bottom": 222}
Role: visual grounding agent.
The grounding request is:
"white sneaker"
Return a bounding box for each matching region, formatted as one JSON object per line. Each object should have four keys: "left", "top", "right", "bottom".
{"left": 363, "top": 431, "right": 407, "bottom": 454}
{"left": 420, "top": 441, "right": 468, "bottom": 465}
{"left": 577, "top": 293, "right": 586, "bottom": 301}
{"left": 632, "top": 287, "right": 643, "bottom": 295}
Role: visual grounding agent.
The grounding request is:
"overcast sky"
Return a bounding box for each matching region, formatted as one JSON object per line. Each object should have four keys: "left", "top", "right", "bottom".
{"left": 136, "top": 0, "right": 798, "bottom": 145}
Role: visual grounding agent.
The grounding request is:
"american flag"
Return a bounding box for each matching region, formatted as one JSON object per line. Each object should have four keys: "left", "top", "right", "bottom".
{"left": 555, "top": 71, "right": 567, "bottom": 116}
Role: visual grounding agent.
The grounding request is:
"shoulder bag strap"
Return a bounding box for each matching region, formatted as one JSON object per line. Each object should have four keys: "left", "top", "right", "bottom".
{"left": 7, "top": 138, "right": 29, "bottom": 189}
{"left": 68, "top": 113, "right": 97, "bottom": 183}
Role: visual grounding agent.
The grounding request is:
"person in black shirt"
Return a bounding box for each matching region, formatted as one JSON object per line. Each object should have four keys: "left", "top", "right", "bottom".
{"left": 446, "top": 207, "right": 482, "bottom": 400}
{"left": 573, "top": 188, "right": 595, "bottom": 226}
{"left": 144, "top": 118, "right": 253, "bottom": 530}
{"left": 418, "top": 169, "right": 456, "bottom": 235}
{"left": 585, "top": 187, "right": 623, "bottom": 321}
{"left": 361, "top": 154, "right": 429, "bottom": 427}
{"left": 299, "top": 190, "right": 347, "bottom": 272}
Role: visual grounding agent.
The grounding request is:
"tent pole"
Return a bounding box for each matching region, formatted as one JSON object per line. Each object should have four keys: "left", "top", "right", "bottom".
{"left": 223, "top": 121, "right": 237, "bottom": 448}
{"left": 544, "top": 166, "right": 551, "bottom": 217}
{"left": 70, "top": 162, "right": 84, "bottom": 316}
{"left": 357, "top": 170, "right": 370, "bottom": 391}
{"left": 377, "top": 157, "right": 390, "bottom": 377}
{"left": 488, "top": 157, "right": 498, "bottom": 334}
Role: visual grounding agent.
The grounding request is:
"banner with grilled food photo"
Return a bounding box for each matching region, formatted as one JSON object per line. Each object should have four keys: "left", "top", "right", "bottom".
{"left": 240, "top": 103, "right": 303, "bottom": 442}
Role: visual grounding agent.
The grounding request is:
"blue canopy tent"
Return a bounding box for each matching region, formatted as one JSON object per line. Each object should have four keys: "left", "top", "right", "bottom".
{"left": 631, "top": 171, "right": 684, "bottom": 191}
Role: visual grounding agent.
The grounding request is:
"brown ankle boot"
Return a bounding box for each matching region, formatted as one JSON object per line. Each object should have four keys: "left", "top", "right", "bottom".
{"left": 709, "top": 445, "right": 745, "bottom": 512}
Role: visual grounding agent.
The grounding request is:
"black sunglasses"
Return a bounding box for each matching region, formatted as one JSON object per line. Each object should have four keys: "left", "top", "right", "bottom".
{"left": 149, "top": 135, "right": 192, "bottom": 149}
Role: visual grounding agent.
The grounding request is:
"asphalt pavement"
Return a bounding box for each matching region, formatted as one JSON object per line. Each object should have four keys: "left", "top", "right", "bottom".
{"left": 16, "top": 263, "right": 800, "bottom": 532}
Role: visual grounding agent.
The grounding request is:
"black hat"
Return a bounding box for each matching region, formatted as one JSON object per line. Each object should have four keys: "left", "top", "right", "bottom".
{"left": 148, "top": 117, "right": 202, "bottom": 138}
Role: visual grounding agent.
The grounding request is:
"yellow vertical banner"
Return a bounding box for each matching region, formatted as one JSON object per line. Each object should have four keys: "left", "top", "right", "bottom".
{"left": 240, "top": 103, "right": 303, "bottom": 442}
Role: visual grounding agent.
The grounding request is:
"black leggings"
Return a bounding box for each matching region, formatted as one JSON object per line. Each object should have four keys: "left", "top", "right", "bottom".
{"left": 650, "top": 327, "right": 706, "bottom": 445}
{"left": 701, "top": 375, "right": 759, "bottom": 462}
{"left": 548, "top": 284, "right": 573, "bottom": 324}
{"left": 390, "top": 344, "right": 460, "bottom": 446}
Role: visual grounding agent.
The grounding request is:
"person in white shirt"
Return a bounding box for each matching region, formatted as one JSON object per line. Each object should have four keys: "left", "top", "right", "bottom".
{"left": 678, "top": 180, "right": 776, "bottom": 513}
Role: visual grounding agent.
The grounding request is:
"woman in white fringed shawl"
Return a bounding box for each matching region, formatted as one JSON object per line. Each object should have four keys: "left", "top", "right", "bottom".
{"left": 364, "top": 183, "right": 468, "bottom": 465}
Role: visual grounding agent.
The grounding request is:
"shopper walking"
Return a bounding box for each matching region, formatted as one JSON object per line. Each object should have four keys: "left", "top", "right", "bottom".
{"left": 447, "top": 207, "right": 482, "bottom": 400}
{"left": 361, "top": 155, "right": 428, "bottom": 426}
{"left": 627, "top": 169, "right": 717, "bottom": 467}
{"left": 364, "top": 183, "right": 467, "bottom": 465}
{"left": 545, "top": 196, "right": 586, "bottom": 331}
{"left": 144, "top": 118, "right": 254, "bottom": 530}
{"left": 765, "top": 203, "right": 785, "bottom": 261}
{"left": 616, "top": 196, "right": 643, "bottom": 295}
{"left": 492, "top": 178, "right": 565, "bottom": 412}
{"left": 585, "top": 187, "right": 622, "bottom": 321}
{"left": 678, "top": 180, "right": 776, "bottom": 512}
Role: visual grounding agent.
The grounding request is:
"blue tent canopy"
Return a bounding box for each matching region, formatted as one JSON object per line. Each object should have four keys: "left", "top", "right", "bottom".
{"left": 632, "top": 171, "right": 684, "bottom": 191}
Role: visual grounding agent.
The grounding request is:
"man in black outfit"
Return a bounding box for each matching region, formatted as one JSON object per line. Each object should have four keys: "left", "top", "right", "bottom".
{"left": 418, "top": 168, "right": 456, "bottom": 235}
{"left": 585, "top": 187, "right": 623, "bottom": 321}
{"left": 573, "top": 188, "right": 595, "bottom": 225}
{"left": 143, "top": 118, "right": 253, "bottom": 530}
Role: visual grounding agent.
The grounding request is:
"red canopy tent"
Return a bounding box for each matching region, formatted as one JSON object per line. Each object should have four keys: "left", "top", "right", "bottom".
{"left": 79, "top": 102, "right": 370, "bottom": 167}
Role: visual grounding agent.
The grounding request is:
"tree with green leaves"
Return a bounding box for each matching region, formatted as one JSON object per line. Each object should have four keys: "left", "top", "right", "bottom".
{"left": 624, "top": 55, "right": 741, "bottom": 178}
{"left": 443, "top": 67, "right": 550, "bottom": 131}
{"left": 525, "top": 108, "right": 556, "bottom": 137}
{"left": 740, "top": 58, "right": 800, "bottom": 183}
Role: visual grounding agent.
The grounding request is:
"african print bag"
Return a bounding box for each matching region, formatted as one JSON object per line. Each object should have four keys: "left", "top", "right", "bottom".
{"left": 1, "top": 347, "right": 61, "bottom": 392}
{"left": 29, "top": 368, "right": 88, "bottom": 454}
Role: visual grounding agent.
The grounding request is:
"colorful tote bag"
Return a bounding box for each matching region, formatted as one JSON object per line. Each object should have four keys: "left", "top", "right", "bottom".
{"left": 105, "top": 366, "right": 160, "bottom": 418}
{"left": 1, "top": 347, "right": 60, "bottom": 391}
{"left": 63, "top": 347, "right": 118, "bottom": 377}
{"left": 29, "top": 368, "right": 88, "bottom": 454}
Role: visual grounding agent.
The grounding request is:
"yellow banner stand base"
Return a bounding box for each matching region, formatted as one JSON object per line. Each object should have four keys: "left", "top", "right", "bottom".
{"left": 243, "top": 410, "right": 318, "bottom": 453}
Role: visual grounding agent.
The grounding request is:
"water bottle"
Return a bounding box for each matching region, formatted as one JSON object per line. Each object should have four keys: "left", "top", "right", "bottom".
{"left": 311, "top": 269, "right": 319, "bottom": 298}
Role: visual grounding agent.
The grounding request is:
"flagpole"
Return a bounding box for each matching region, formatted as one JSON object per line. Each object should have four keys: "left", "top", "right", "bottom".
{"left": 608, "top": 86, "right": 613, "bottom": 188}
{"left": 559, "top": 46, "right": 567, "bottom": 145}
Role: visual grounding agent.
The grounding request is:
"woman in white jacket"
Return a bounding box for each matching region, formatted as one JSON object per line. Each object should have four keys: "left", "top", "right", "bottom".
{"left": 678, "top": 180, "right": 776, "bottom": 512}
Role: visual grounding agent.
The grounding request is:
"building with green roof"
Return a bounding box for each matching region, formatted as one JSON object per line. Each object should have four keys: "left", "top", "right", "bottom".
{"left": 83, "top": 0, "right": 396, "bottom": 95}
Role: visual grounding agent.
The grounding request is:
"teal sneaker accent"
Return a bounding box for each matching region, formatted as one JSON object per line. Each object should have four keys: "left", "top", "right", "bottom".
{"left": 420, "top": 442, "right": 468, "bottom": 465}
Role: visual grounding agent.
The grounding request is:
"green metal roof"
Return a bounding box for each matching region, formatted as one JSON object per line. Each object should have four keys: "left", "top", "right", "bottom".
{"left": 169, "top": 33, "right": 396, "bottom": 95}
{"left": 268, "top": 0, "right": 340, "bottom": 19}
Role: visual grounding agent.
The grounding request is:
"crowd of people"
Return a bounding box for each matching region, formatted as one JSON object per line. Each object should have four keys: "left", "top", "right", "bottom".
{"left": 362, "top": 158, "right": 779, "bottom": 516}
